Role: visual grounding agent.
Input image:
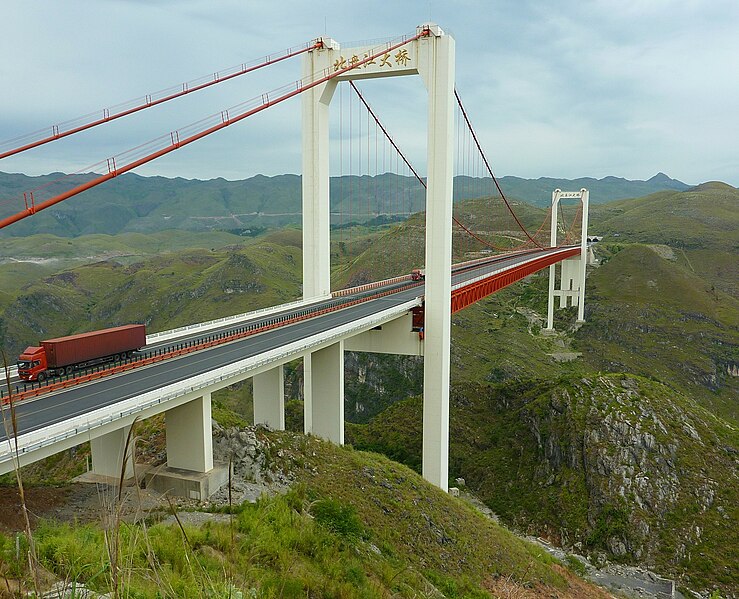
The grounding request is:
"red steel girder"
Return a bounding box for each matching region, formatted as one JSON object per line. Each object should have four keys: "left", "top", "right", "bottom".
{"left": 450, "top": 248, "right": 581, "bottom": 313}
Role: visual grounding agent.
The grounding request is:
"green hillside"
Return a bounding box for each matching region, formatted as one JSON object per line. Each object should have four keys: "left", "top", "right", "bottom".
{"left": 591, "top": 182, "right": 738, "bottom": 298}
{"left": 0, "top": 179, "right": 735, "bottom": 596}
{"left": 0, "top": 239, "right": 302, "bottom": 357}
{"left": 591, "top": 182, "right": 738, "bottom": 250}
{"left": 336, "top": 186, "right": 738, "bottom": 423}
{"left": 576, "top": 244, "right": 738, "bottom": 421}
{"left": 347, "top": 375, "right": 739, "bottom": 595}
{"left": 0, "top": 425, "right": 612, "bottom": 598}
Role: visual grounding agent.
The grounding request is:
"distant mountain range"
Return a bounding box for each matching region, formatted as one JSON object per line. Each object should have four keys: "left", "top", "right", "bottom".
{"left": 0, "top": 170, "right": 690, "bottom": 238}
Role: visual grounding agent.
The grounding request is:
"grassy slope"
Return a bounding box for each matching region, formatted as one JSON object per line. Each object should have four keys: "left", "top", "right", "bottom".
{"left": 0, "top": 239, "right": 302, "bottom": 357}
{"left": 591, "top": 183, "right": 737, "bottom": 250}
{"left": 577, "top": 243, "right": 738, "bottom": 422}
{"left": 0, "top": 426, "right": 615, "bottom": 598}
{"left": 346, "top": 375, "right": 739, "bottom": 594}
{"left": 590, "top": 182, "right": 738, "bottom": 296}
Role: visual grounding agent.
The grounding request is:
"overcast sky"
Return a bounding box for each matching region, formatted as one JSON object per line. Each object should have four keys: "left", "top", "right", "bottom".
{"left": 1, "top": 0, "right": 737, "bottom": 186}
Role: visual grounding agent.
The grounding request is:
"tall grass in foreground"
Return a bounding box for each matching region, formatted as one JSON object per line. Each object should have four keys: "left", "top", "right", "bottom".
{"left": 0, "top": 351, "right": 41, "bottom": 596}
{"left": 0, "top": 484, "right": 499, "bottom": 598}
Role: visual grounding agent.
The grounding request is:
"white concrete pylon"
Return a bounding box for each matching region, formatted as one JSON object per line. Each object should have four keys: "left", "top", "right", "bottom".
{"left": 253, "top": 364, "right": 285, "bottom": 430}
{"left": 417, "top": 32, "right": 455, "bottom": 492}
{"left": 302, "top": 39, "right": 339, "bottom": 300}
{"left": 165, "top": 393, "right": 213, "bottom": 472}
{"left": 545, "top": 188, "right": 589, "bottom": 330}
{"left": 301, "top": 25, "right": 455, "bottom": 491}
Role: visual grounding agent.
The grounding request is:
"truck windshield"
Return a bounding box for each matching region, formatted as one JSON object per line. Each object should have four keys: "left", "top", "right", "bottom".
{"left": 17, "top": 361, "right": 31, "bottom": 369}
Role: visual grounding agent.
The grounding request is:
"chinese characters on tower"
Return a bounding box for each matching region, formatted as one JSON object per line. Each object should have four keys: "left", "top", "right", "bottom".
{"left": 333, "top": 48, "right": 412, "bottom": 73}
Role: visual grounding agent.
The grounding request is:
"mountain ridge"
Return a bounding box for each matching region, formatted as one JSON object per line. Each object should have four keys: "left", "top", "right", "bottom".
{"left": 0, "top": 170, "right": 691, "bottom": 238}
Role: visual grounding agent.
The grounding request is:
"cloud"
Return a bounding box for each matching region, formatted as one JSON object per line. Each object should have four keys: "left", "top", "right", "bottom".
{"left": 0, "top": 0, "right": 736, "bottom": 185}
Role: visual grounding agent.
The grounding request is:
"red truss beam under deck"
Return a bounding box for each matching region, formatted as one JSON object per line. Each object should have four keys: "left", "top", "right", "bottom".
{"left": 450, "top": 248, "right": 581, "bottom": 313}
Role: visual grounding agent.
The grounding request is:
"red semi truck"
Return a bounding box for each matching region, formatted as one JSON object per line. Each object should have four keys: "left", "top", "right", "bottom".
{"left": 411, "top": 268, "right": 425, "bottom": 281}
{"left": 17, "top": 324, "right": 147, "bottom": 382}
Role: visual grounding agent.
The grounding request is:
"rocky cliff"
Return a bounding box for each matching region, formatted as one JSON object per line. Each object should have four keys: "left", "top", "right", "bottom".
{"left": 347, "top": 374, "right": 739, "bottom": 596}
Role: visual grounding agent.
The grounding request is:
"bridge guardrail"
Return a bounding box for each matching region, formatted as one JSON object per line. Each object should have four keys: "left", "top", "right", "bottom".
{"left": 145, "top": 294, "right": 332, "bottom": 343}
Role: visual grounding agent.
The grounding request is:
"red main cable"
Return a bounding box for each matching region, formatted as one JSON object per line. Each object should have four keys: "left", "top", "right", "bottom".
{"left": 0, "top": 43, "right": 320, "bottom": 161}
{"left": 0, "top": 30, "right": 430, "bottom": 231}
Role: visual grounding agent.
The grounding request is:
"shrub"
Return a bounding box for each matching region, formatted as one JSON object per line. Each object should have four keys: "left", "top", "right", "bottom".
{"left": 309, "top": 499, "right": 365, "bottom": 542}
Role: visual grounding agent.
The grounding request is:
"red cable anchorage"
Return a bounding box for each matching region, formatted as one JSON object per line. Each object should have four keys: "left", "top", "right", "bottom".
{"left": 0, "top": 29, "right": 430, "bottom": 231}
{"left": 0, "top": 42, "right": 320, "bottom": 160}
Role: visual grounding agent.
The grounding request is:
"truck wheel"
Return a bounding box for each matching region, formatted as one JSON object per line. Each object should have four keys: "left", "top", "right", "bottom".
{"left": 65, "top": 366, "right": 74, "bottom": 375}
{"left": 37, "top": 372, "right": 46, "bottom": 383}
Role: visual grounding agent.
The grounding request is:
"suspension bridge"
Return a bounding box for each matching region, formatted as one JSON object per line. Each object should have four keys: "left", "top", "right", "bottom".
{"left": 0, "top": 25, "right": 589, "bottom": 495}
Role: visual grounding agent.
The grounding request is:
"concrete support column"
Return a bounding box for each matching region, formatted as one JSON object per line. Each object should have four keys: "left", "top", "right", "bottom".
{"left": 165, "top": 393, "right": 213, "bottom": 472}
{"left": 418, "top": 32, "right": 455, "bottom": 491}
{"left": 302, "top": 41, "right": 338, "bottom": 300}
{"left": 577, "top": 189, "right": 590, "bottom": 323}
{"left": 309, "top": 341, "right": 344, "bottom": 445}
{"left": 546, "top": 263, "right": 557, "bottom": 330}
{"left": 561, "top": 259, "right": 577, "bottom": 307}
{"left": 90, "top": 425, "right": 134, "bottom": 479}
{"left": 303, "top": 353, "right": 313, "bottom": 434}
{"left": 253, "top": 365, "right": 285, "bottom": 430}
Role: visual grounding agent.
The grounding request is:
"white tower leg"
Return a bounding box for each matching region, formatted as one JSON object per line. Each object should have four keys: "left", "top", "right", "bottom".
{"left": 577, "top": 189, "right": 589, "bottom": 322}
{"left": 546, "top": 263, "right": 556, "bottom": 330}
{"left": 302, "top": 43, "right": 338, "bottom": 300}
{"left": 418, "top": 33, "right": 456, "bottom": 491}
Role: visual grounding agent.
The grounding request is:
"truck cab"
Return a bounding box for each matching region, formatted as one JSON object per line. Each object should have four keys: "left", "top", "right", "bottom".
{"left": 411, "top": 268, "right": 425, "bottom": 281}
{"left": 17, "top": 346, "right": 48, "bottom": 382}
